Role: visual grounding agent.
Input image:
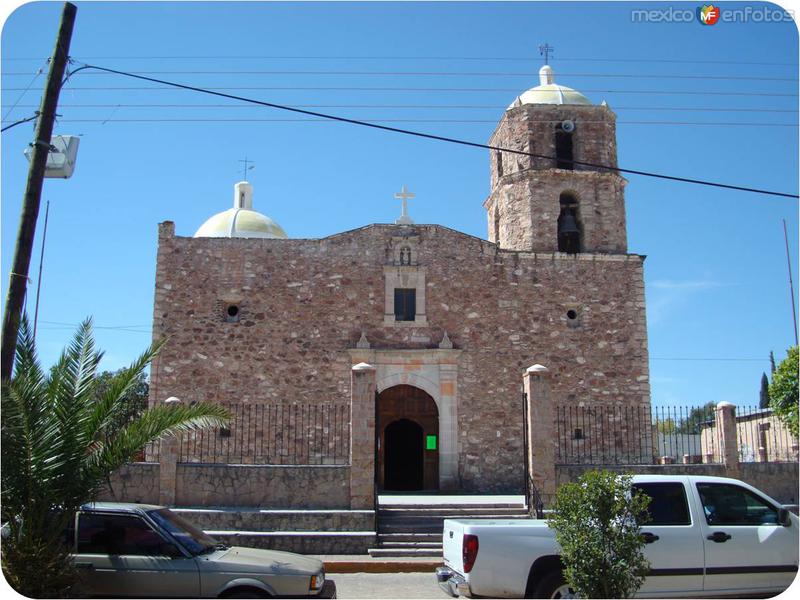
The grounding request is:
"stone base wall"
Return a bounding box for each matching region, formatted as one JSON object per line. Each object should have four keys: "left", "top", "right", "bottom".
{"left": 98, "top": 462, "right": 161, "bottom": 504}
{"left": 210, "top": 532, "right": 375, "bottom": 555}
{"left": 102, "top": 463, "right": 350, "bottom": 508}
{"left": 738, "top": 462, "right": 799, "bottom": 504}
{"left": 174, "top": 508, "right": 374, "bottom": 532}
{"left": 556, "top": 462, "right": 799, "bottom": 504}
{"left": 175, "top": 464, "right": 350, "bottom": 508}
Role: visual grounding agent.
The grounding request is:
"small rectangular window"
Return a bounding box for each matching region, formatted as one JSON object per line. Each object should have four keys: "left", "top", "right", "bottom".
{"left": 394, "top": 288, "right": 416, "bottom": 321}
{"left": 633, "top": 482, "right": 691, "bottom": 526}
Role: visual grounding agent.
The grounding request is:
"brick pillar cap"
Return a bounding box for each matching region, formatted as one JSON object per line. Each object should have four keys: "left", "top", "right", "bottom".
{"left": 716, "top": 401, "right": 735, "bottom": 409}
{"left": 527, "top": 364, "right": 548, "bottom": 373}
{"left": 352, "top": 362, "right": 376, "bottom": 371}
{"left": 164, "top": 396, "right": 182, "bottom": 404}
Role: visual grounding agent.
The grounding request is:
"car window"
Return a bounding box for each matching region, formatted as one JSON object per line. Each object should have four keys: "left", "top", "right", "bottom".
{"left": 696, "top": 483, "right": 780, "bottom": 526}
{"left": 632, "top": 482, "right": 691, "bottom": 526}
{"left": 147, "top": 508, "right": 219, "bottom": 556}
{"left": 77, "top": 513, "right": 168, "bottom": 556}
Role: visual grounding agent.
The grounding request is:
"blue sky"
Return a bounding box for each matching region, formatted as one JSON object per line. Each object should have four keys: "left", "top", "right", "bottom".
{"left": 1, "top": 1, "right": 797, "bottom": 410}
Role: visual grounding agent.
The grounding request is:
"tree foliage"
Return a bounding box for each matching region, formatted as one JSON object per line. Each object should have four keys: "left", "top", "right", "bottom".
{"left": 769, "top": 346, "right": 799, "bottom": 437}
{"left": 760, "top": 372, "right": 771, "bottom": 409}
{"left": 549, "top": 471, "right": 651, "bottom": 599}
{"left": 675, "top": 401, "right": 716, "bottom": 434}
{"left": 1, "top": 318, "right": 230, "bottom": 597}
{"left": 93, "top": 368, "right": 149, "bottom": 438}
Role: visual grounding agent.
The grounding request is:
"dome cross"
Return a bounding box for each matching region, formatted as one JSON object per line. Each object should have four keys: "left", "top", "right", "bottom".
{"left": 539, "top": 42, "right": 554, "bottom": 65}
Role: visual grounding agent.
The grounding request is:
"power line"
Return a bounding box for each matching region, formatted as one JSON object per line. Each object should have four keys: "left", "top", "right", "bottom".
{"left": 1, "top": 114, "right": 38, "bottom": 132}
{"left": 64, "top": 62, "right": 799, "bottom": 199}
{"left": 650, "top": 357, "right": 768, "bottom": 362}
{"left": 5, "top": 54, "right": 797, "bottom": 66}
{"left": 8, "top": 69, "right": 798, "bottom": 82}
{"left": 32, "top": 118, "right": 797, "bottom": 128}
{"left": 8, "top": 84, "right": 798, "bottom": 97}
{"left": 7, "top": 102, "right": 798, "bottom": 113}
{"left": 2, "top": 62, "right": 46, "bottom": 121}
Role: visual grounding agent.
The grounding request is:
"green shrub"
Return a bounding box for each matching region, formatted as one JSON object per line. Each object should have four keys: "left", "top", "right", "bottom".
{"left": 548, "top": 471, "right": 651, "bottom": 598}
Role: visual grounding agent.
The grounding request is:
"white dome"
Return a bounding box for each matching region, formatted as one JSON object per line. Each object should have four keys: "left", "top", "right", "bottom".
{"left": 194, "top": 181, "right": 288, "bottom": 239}
{"left": 508, "top": 65, "right": 592, "bottom": 109}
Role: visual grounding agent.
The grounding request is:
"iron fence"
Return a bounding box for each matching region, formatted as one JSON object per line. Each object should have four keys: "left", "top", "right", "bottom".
{"left": 734, "top": 406, "right": 799, "bottom": 463}
{"left": 139, "top": 439, "right": 161, "bottom": 463}
{"left": 556, "top": 404, "right": 719, "bottom": 465}
{"left": 178, "top": 403, "right": 350, "bottom": 465}
{"left": 556, "top": 404, "right": 799, "bottom": 465}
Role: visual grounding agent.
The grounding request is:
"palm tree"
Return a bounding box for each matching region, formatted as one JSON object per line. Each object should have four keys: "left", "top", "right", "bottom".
{"left": 1, "top": 318, "right": 230, "bottom": 597}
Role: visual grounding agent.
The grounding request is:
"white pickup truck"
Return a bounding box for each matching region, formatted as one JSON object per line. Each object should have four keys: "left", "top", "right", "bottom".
{"left": 436, "top": 475, "right": 798, "bottom": 598}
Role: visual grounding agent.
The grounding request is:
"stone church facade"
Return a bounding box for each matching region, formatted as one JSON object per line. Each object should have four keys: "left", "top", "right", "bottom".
{"left": 149, "top": 65, "right": 651, "bottom": 503}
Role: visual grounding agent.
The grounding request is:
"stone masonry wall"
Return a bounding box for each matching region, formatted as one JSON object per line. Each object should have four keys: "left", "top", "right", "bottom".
{"left": 557, "top": 462, "right": 799, "bottom": 505}
{"left": 98, "top": 462, "right": 160, "bottom": 504}
{"left": 150, "top": 221, "right": 649, "bottom": 494}
{"left": 175, "top": 465, "right": 350, "bottom": 508}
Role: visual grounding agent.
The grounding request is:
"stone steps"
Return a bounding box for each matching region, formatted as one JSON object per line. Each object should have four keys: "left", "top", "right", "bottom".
{"left": 368, "top": 501, "right": 530, "bottom": 558}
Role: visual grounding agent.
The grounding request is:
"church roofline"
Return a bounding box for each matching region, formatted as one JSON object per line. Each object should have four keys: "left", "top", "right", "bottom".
{"left": 158, "top": 220, "right": 645, "bottom": 262}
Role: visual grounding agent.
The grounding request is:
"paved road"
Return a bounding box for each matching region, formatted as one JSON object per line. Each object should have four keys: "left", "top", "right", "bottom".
{"left": 332, "top": 572, "right": 445, "bottom": 599}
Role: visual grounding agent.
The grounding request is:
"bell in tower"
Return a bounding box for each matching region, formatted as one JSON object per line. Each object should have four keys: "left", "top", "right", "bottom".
{"left": 557, "top": 193, "right": 582, "bottom": 254}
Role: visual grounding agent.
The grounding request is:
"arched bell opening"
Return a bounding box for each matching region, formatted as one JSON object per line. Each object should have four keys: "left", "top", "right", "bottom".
{"left": 557, "top": 191, "right": 583, "bottom": 254}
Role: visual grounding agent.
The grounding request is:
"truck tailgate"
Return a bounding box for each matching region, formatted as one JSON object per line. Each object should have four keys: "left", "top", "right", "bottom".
{"left": 442, "top": 519, "right": 465, "bottom": 573}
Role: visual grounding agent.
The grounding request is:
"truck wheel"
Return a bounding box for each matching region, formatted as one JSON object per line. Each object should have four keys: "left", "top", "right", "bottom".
{"left": 531, "top": 571, "right": 575, "bottom": 599}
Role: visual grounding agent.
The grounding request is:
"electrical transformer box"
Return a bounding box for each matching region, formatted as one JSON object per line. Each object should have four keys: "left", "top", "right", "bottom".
{"left": 23, "top": 135, "right": 80, "bottom": 179}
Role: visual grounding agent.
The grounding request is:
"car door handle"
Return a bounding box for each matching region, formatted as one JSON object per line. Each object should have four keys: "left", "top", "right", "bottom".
{"left": 707, "top": 531, "right": 732, "bottom": 543}
{"left": 74, "top": 562, "right": 94, "bottom": 570}
{"left": 641, "top": 532, "right": 660, "bottom": 544}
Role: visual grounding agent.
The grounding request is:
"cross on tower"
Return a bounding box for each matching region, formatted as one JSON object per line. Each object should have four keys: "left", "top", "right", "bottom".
{"left": 539, "top": 42, "right": 554, "bottom": 65}
{"left": 238, "top": 156, "right": 255, "bottom": 181}
{"left": 394, "top": 185, "right": 415, "bottom": 225}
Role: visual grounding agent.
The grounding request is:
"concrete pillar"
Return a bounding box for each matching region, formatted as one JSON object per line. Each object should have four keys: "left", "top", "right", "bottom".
{"left": 438, "top": 363, "right": 459, "bottom": 491}
{"left": 524, "top": 364, "right": 556, "bottom": 508}
{"left": 350, "top": 362, "right": 376, "bottom": 510}
{"left": 158, "top": 436, "right": 179, "bottom": 505}
{"left": 716, "top": 401, "right": 739, "bottom": 474}
{"left": 158, "top": 396, "right": 182, "bottom": 505}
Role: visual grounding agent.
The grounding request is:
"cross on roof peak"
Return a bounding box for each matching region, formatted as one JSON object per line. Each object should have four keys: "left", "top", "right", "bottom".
{"left": 394, "top": 185, "right": 415, "bottom": 225}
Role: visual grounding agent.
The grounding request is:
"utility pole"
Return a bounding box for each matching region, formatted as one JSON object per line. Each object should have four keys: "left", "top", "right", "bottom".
{"left": 783, "top": 219, "right": 798, "bottom": 346}
{"left": 1, "top": 2, "right": 77, "bottom": 383}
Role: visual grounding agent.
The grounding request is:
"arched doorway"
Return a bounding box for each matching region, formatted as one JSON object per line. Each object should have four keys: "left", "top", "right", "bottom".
{"left": 377, "top": 385, "right": 439, "bottom": 492}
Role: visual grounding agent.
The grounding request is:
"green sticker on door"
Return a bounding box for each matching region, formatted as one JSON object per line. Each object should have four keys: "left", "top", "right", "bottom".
{"left": 426, "top": 435, "right": 437, "bottom": 450}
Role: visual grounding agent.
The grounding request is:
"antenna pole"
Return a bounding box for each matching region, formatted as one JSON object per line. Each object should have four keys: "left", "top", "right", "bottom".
{"left": 32, "top": 200, "right": 51, "bottom": 341}
{"left": 1, "top": 2, "right": 77, "bottom": 383}
{"left": 783, "top": 219, "right": 798, "bottom": 346}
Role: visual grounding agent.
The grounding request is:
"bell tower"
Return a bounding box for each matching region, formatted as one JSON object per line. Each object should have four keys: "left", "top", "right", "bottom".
{"left": 484, "top": 64, "right": 628, "bottom": 254}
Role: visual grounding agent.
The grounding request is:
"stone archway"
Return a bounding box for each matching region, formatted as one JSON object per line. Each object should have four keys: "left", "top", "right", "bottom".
{"left": 377, "top": 385, "right": 439, "bottom": 492}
